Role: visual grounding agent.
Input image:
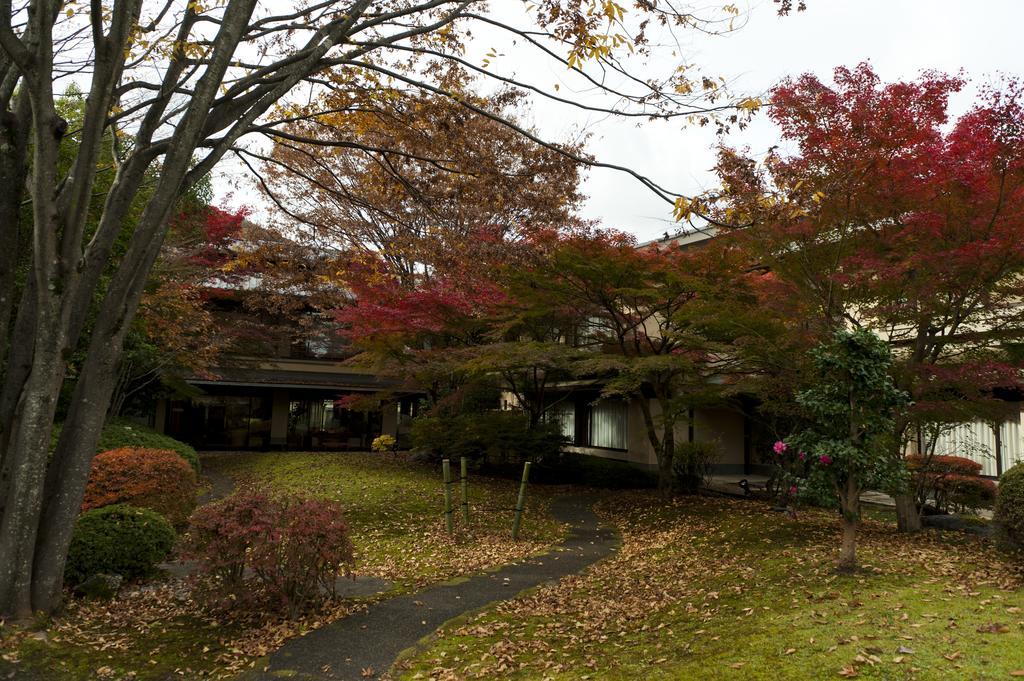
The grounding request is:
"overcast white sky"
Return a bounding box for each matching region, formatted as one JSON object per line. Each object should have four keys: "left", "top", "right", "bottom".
{"left": 219, "top": 1, "right": 1024, "bottom": 242}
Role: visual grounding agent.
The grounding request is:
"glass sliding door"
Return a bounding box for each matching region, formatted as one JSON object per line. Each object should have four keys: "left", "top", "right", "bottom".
{"left": 286, "top": 393, "right": 383, "bottom": 450}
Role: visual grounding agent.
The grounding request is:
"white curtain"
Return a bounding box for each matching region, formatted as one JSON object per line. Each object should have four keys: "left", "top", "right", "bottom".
{"left": 546, "top": 402, "right": 576, "bottom": 441}
{"left": 590, "top": 400, "right": 627, "bottom": 450}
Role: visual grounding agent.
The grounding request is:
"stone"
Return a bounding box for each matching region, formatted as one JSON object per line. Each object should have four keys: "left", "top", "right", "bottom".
{"left": 75, "top": 573, "right": 123, "bottom": 600}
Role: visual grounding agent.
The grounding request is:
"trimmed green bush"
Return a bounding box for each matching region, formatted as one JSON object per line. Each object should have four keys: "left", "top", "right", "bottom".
{"left": 995, "top": 463, "right": 1024, "bottom": 547}
{"left": 65, "top": 504, "right": 176, "bottom": 585}
{"left": 53, "top": 419, "right": 200, "bottom": 473}
{"left": 411, "top": 412, "right": 565, "bottom": 467}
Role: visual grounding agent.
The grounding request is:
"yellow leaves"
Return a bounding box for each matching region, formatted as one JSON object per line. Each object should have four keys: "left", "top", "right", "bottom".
{"left": 672, "top": 196, "right": 699, "bottom": 222}
{"left": 738, "top": 97, "right": 762, "bottom": 113}
{"left": 481, "top": 47, "right": 500, "bottom": 69}
{"left": 673, "top": 195, "right": 718, "bottom": 223}
{"left": 563, "top": 2, "right": 633, "bottom": 69}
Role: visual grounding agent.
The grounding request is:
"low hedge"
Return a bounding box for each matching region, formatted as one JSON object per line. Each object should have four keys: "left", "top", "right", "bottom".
{"left": 65, "top": 504, "right": 176, "bottom": 585}
{"left": 411, "top": 412, "right": 565, "bottom": 467}
{"left": 995, "top": 463, "right": 1024, "bottom": 547}
{"left": 82, "top": 447, "right": 198, "bottom": 527}
{"left": 53, "top": 419, "right": 200, "bottom": 473}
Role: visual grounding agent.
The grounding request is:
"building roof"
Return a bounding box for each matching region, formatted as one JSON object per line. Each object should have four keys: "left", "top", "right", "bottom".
{"left": 187, "top": 365, "right": 402, "bottom": 392}
{"left": 638, "top": 227, "right": 719, "bottom": 249}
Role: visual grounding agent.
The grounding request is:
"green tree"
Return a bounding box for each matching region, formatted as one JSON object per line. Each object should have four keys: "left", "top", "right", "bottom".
{"left": 517, "top": 229, "right": 737, "bottom": 496}
{"left": 787, "top": 329, "right": 908, "bottom": 572}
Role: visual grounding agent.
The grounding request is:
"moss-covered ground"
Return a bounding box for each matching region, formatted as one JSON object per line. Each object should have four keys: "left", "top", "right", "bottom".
{"left": 398, "top": 493, "right": 1024, "bottom": 680}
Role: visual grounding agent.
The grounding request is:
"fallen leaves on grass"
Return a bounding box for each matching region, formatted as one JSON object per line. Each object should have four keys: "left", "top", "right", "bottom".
{"left": 10, "top": 453, "right": 568, "bottom": 680}
{"left": 401, "top": 493, "right": 1024, "bottom": 680}
{"left": 976, "top": 622, "right": 1011, "bottom": 634}
{"left": 39, "top": 579, "right": 361, "bottom": 678}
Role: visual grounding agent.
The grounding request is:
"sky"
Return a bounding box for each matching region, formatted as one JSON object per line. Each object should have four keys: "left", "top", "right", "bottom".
{"left": 219, "top": 1, "right": 1024, "bottom": 242}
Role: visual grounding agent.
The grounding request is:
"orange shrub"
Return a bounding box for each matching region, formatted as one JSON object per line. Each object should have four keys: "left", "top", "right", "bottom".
{"left": 908, "top": 454, "right": 995, "bottom": 513}
{"left": 82, "top": 448, "right": 198, "bottom": 526}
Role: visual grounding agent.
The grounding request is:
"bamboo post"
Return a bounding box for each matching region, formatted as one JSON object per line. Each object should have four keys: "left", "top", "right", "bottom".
{"left": 511, "top": 461, "right": 531, "bottom": 540}
{"left": 442, "top": 459, "right": 453, "bottom": 535}
{"left": 460, "top": 456, "right": 470, "bottom": 524}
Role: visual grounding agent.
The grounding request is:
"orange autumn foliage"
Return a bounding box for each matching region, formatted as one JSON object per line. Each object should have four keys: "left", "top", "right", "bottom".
{"left": 82, "top": 448, "right": 198, "bottom": 527}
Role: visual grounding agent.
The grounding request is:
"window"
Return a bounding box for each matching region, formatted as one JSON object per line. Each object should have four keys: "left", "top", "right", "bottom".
{"left": 544, "top": 402, "right": 576, "bottom": 440}
{"left": 589, "top": 400, "right": 628, "bottom": 450}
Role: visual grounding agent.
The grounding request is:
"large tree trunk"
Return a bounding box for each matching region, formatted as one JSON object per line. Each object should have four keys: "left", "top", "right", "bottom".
{"left": 0, "top": 91, "right": 30, "bottom": 373}
{"left": 0, "top": 304, "right": 69, "bottom": 618}
{"left": 636, "top": 394, "right": 675, "bottom": 498}
{"left": 29, "top": 167, "right": 182, "bottom": 611}
{"left": 838, "top": 512, "right": 857, "bottom": 573}
{"left": 657, "top": 423, "right": 675, "bottom": 498}
{"left": 837, "top": 477, "right": 861, "bottom": 573}
{"left": 31, "top": 334, "right": 125, "bottom": 612}
{"left": 891, "top": 420, "right": 921, "bottom": 532}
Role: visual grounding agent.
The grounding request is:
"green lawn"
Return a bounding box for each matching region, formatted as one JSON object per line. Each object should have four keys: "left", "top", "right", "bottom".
{"left": 397, "top": 493, "right": 1024, "bottom": 680}
{"left": 7, "top": 456, "right": 1022, "bottom": 681}
{"left": 1, "top": 452, "right": 564, "bottom": 680}
{"left": 208, "top": 452, "right": 565, "bottom": 587}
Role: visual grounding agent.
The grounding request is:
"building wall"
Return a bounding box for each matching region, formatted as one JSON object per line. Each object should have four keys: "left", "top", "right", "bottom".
{"left": 561, "top": 396, "right": 749, "bottom": 474}
{"left": 913, "top": 405, "right": 1024, "bottom": 477}
{"left": 693, "top": 408, "right": 747, "bottom": 474}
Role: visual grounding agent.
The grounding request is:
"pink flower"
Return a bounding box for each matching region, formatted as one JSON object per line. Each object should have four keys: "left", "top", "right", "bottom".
{"left": 798, "top": 451, "right": 807, "bottom": 461}
{"left": 789, "top": 484, "right": 798, "bottom": 496}
{"left": 773, "top": 440, "right": 788, "bottom": 455}
{"left": 819, "top": 454, "right": 833, "bottom": 466}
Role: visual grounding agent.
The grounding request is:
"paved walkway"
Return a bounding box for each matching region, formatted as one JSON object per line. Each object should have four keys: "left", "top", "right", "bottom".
{"left": 241, "top": 494, "right": 619, "bottom": 681}
{"left": 197, "top": 465, "right": 235, "bottom": 505}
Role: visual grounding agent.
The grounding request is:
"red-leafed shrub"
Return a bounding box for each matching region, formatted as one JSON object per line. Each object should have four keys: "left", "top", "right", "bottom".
{"left": 907, "top": 454, "right": 983, "bottom": 477}
{"left": 82, "top": 448, "right": 198, "bottom": 527}
{"left": 943, "top": 474, "right": 998, "bottom": 512}
{"left": 183, "top": 487, "right": 355, "bottom": 617}
{"left": 908, "top": 454, "right": 995, "bottom": 514}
